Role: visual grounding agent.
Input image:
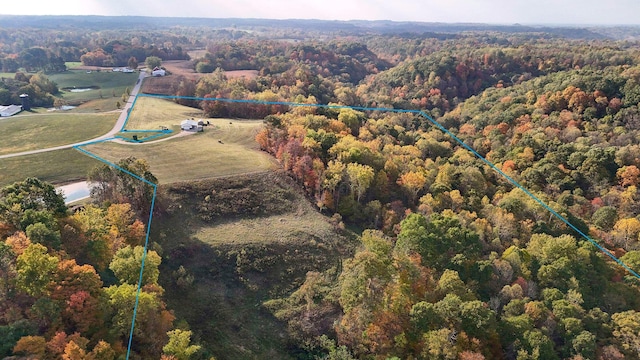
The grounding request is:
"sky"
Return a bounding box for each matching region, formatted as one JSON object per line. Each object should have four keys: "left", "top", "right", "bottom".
{"left": 2, "top": 0, "right": 640, "bottom": 25}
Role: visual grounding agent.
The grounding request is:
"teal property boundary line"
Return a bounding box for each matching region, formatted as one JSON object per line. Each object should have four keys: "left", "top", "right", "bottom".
{"left": 72, "top": 94, "right": 640, "bottom": 359}
{"left": 73, "top": 140, "right": 157, "bottom": 360}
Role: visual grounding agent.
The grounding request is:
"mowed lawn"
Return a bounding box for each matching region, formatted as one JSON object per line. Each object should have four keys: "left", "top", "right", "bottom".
{"left": 84, "top": 119, "right": 276, "bottom": 184}
{"left": 0, "top": 149, "right": 99, "bottom": 186}
{"left": 124, "top": 96, "right": 203, "bottom": 130}
{"left": 0, "top": 113, "right": 118, "bottom": 155}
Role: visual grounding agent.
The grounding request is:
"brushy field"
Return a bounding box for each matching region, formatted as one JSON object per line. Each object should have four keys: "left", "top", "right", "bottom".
{"left": 48, "top": 70, "right": 138, "bottom": 105}
{"left": 154, "top": 172, "right": 354, "bottom": 359}
{"left": 0, "top": 149, "right": 99, "bottom": 186}
{"left": 0, "top": 113, "right": 117, "bottom": 155}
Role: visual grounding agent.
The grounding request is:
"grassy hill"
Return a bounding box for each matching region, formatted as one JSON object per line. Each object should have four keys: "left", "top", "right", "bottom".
{"left": 153, "top": 171, "right": 356, "bottom": 359}
{"left": 85, "top": 112, "right": 276, "bottom": 184}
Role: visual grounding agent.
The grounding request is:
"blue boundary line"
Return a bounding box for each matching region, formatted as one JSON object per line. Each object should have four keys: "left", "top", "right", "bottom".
{"left": 139, "top": 93, "right": 640, "bottom": 279}
{"left": 73, "top": 139, "right": 157, "bottom": 359}
{"left": 70, "top": 94, "right": 640, "bottom": 358}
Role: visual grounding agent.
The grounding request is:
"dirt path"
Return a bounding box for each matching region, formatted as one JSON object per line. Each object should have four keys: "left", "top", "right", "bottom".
{"left": 110, "top": 130, "right": 196, "bottom": 145}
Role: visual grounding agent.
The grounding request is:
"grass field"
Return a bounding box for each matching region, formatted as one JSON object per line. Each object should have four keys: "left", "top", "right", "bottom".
{"left": 64, "top": 62, "right": 83, "bottom": 69}
{"left": 0, "top": 113, "right": 117, "bottom": 155}
{"left": 0, "top": 149, "right": 99, "bottom": 186}
{"left": 125, "top": 97, "right": 204, "bottom": 130}
{"left": 84, "top": 118, "right": 275, "bottom": 183}
{"left": 48, "top": 70, "right": 138, "bottom": 105}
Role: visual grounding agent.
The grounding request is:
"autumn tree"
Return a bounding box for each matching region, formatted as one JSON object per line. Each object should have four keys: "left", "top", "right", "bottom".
{"left": 345, "top": 163, "right": 374, "bottom": 203}
{"left": 398, "top": 171, "right": 427, "bottom": 204}
{"left": 612, "top": 218, "right": 640, "bottom": 249}
{"left": 127, "top": 56, "right": 138, "bottom": 69}
{"left": 89, "top": 157, "right": 157, "bottom": 219}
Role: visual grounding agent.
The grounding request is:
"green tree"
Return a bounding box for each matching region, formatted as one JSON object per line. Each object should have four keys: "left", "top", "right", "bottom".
{"left": 163, "top": 329, "right": 201, "bottom": 360}
{"left": 612, "top": 310, "right": 640, "bottom": 357}
{"left": 105, "top": 283, "right": 172, "bottom": 357}
{"left": 396, "top": 212, "right": 480, "bottom": 270}
{"left": 421, "top": 328, "right": 457, "bottom": 360}
{"left": 592, "top": 206, "right": 618, "bottom": 231}
{"left": 15, "top": 243, "right": 58, "bottom": 297}
{"left": 0, "top": 177, "right": 67, "bottom": 230}
{"left": 25, "top": 222, "right": 61, "bottom": 250}
{"left": 145, "top": 56, "right": 162, "bottom": 69}
{"left": 109, "top": 246, "right": 161, "bottom": 286}
{"left": 572, "top": 331, "right": 596, "bottom": 359}
{"left": 0, "top": 242, "right": 16, "bottom": 296}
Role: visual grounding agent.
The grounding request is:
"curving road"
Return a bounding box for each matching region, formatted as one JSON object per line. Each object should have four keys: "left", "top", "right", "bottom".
{"left": 0, "top": 71, "right": 148, "bottom": 160}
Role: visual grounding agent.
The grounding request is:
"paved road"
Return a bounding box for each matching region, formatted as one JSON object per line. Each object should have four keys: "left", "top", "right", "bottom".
{"left": 0, "top": 71, "right": 148, "bottom": 160}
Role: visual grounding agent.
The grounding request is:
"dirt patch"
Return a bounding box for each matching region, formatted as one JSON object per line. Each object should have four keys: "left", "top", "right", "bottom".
{"left": 162, "top": 60, "right": 202, "bottom": 81}
{"left": 226, "top": 70, "right": 259, "bottom": 79}
{"left": 141, "top": 76, "right": 177, "bottom": 95}
{"left": 162, "top": 60, "right": 259, "bottom": 81}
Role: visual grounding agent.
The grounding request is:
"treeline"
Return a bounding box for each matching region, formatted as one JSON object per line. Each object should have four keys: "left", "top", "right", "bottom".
{"left": 80, "top": 40, "right": 189, "bottom": 67}
{"left": 0, "top": 160, "right": 200, "bottom": 359}
{"left": 0, "top": 72, "right": 59, "bottom": 107}
{"left": 0, "top": 28, "right": 191, "bottom": 72}
{"left": 194, "top": 40, "right": 390, "bottom": 83}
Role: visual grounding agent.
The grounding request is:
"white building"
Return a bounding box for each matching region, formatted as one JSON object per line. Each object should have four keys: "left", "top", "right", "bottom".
{"left": 0, "top": 104, "right": 22, "bottom": 117}
{"left": 152, "top": 67, "right": 166, "bottom": 77}
{"left": 181, "top": 119, "right": 203, "bottom": 132}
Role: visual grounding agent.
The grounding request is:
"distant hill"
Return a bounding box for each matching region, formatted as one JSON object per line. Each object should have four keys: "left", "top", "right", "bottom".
{"left": 0, "top": 15, "right": 618, "bottom": 39}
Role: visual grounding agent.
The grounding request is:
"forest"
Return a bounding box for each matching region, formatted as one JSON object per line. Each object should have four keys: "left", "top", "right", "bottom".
{"left": 2, "top": 16, "right": 640, "bottom": 360}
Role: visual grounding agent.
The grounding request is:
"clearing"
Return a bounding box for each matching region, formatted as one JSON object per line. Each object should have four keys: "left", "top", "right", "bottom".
{"left": 84, "top": 102, "right": 275, "bottom": 184}
{"left": 154, "top": 172, "right": 355, "bottom": 359}
{"left": 84, "top": 124, "right": 275, "bottom": 183}
{"left": 0, "top": 113, "right": 118, "bottom": 155}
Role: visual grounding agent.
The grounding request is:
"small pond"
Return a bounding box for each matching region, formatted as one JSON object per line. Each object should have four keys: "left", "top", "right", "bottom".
{"left": 56, "top": 181, "right": 91, "bottom": 204}
{"left": 48, "top": 105, "right": 77, "bottom": 111}
{"left": 63, "top": 85, "right": 100, "bottom": 92}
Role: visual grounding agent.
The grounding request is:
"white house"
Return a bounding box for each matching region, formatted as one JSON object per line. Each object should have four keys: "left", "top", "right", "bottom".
{"left": 152, "top": 67, "right": 166, "bottom": 77}
{"left": 0, "top": 104, "right": 22, "bottom": 117}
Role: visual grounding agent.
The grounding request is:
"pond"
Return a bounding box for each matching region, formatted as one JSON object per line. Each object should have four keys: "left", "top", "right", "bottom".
{"left": 56, "top": 181, "right": 91, "bottom": 204}
{"left": 48, "top": 105, "right": 77, "bottom": 111}
{"left": 62, "top": 85, "right": 100, "bottom": 92}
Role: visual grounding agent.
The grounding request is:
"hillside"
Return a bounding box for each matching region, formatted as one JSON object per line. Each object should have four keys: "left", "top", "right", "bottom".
{"left": 152, "top": 171, "right": 356, "bottom": 359}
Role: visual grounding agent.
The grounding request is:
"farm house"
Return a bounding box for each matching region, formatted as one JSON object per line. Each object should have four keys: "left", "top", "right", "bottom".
{"left": 0, "top": 104, "right": 22, "bottom": 117}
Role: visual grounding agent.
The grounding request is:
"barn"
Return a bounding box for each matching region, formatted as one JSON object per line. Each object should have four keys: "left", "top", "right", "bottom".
{"left": 0, "top": 105, "right": 22, "bottom": 117}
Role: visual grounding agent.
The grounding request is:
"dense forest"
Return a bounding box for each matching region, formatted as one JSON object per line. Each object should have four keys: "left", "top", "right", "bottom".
{"left": 3, "top": 16, "right": 640, "bottom": 360}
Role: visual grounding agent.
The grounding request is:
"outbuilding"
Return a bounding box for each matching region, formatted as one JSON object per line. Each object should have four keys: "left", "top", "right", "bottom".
{"left": 152, "top": 67, "right": 166, "bottom": 77}
{"left": 0, "top": 104, "right": 22, "bottom": 117}
{"left": 181, "top": 119, "right": 203, "bottom": 132}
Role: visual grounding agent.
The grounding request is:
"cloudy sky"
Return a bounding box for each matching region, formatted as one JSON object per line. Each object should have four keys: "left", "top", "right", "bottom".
{"left": 2, "top": 0, "right": 639, "bottom": 25}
